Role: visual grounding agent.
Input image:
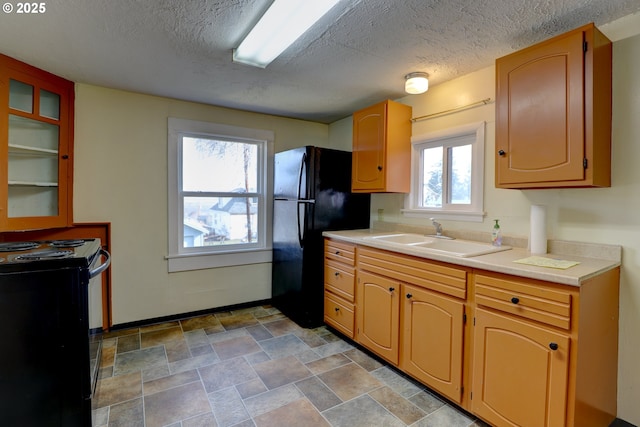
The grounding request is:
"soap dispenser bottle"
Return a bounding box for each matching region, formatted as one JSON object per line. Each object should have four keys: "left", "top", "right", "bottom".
{"left": 491, "top": 219, "right": 502, "bottom": 247}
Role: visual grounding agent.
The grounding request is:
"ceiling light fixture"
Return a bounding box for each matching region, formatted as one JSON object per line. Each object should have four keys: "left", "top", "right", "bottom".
{"left": 233, "top": 0, "right": 340, "bottom": 68}
{"left": 405, "top": 72, "right": 429, "bottom": 94}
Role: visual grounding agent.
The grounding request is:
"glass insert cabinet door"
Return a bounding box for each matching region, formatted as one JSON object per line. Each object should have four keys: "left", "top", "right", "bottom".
{"left": 0, "top": 54, "right": 74, "bottom": 231}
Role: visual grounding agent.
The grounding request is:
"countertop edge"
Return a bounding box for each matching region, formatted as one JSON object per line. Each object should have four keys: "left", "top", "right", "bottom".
{"left": 323, "top": 229, "right": 621, "bottom": 287}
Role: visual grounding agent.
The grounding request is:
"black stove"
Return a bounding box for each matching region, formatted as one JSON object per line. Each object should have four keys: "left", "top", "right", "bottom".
{"left": 0, "top": 238, "right": 101, "bottom": 270}
{"left": 0, "top": 237, "right": 109, "bottom": 426}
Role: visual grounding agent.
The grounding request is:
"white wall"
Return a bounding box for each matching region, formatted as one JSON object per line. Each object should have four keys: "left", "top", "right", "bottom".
{"left": 328, "top": 29, "right": 640, "bottom": 427}
{"left": 73, "top": 85, "right": 329, "bottom": 325}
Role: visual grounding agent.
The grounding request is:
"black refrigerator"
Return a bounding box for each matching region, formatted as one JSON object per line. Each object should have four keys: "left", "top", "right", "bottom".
{"left": 272, "top": 146, "right": 370, "bottom": 328}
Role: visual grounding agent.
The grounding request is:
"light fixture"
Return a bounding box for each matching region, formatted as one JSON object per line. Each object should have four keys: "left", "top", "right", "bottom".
{"left": 233, "top": 0, "right": 340, "bottom": 68}
{"left": 404, "top": 72, "right": 429, "bottom": 94}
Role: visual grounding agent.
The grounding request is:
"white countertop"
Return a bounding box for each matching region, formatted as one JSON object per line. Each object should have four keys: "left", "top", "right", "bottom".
{"left": 323, "top": 229, "right": 621, "bottom": 286}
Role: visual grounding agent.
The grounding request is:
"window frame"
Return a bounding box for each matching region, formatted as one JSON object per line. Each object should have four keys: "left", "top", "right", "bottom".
{"left": 167, "top": 117, "right": 274, "bottom": 272}
{"left": 402, "top": 121, "right": 485, "bottom": 222}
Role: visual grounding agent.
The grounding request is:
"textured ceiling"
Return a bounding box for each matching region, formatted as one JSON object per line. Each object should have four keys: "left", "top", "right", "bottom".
{"left": 0, "top": 0, "right": 638, "bottom": 123}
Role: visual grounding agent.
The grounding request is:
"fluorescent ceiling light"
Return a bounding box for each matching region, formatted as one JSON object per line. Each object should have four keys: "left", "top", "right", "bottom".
{"left": 233, "top": 0, "right": 340, "bottom": 68}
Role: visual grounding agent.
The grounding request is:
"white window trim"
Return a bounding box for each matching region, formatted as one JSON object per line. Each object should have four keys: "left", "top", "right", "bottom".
{"left": 167, "top": 117, "right": 274, "bottom": 272}
{"left": 402, "top": 121, "right": 486, "bottom": 222}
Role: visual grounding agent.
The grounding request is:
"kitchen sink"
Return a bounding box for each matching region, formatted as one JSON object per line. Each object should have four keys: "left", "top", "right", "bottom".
{"left": 366, "top": 233, "right": 511, "bottom": 257}
{"left": 368, "top": 233, "right": 435, "bottom": 245}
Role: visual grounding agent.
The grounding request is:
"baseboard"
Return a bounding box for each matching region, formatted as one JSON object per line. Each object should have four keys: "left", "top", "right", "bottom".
{"left": 610, "top": 418, "right": 638, "bottom": 427}
{"left": 109, "top": 299, "right": 272, "bottom": 331}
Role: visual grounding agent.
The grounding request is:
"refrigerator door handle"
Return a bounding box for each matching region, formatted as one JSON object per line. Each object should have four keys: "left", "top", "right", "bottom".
{"left": 297, "top": 152, "right": 306, "bottom": 200}
{"left": 297, "top": 199, "right": 315, "bottom": 248}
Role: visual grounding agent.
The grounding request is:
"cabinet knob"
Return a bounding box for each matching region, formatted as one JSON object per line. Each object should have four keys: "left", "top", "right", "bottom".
{"left": 498, "top": 149, "right": 506, "bottom": 156}
{"left": 389, "top": 287, "right": 395, "bottom": 293}
{"left": 549, "top": 342, "right": 559, "bottom": 351}
{"left": 335, "top": 250, "right": 340, "bottom": 255}
{"left": 406, "top": 293, "right": 412, "bottom": 299}
{"left": 334, "top": 272, "right": 340, "bottom": 277}
{"left": 377, "top": 165, "right": 383, "bottom": 171}
{"left": 61, "top": 154, "right": 69, "bottom": 159}
{"left": 511, "top": 297, "right": 520, "bottom": 304}
{"left": 335, "top": 307, "right": 340, "bottom": 312}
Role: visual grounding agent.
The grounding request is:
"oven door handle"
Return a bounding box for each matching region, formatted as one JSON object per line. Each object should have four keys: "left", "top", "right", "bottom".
{"left": 89, "top": 249, "right": 111, "bottom": 278}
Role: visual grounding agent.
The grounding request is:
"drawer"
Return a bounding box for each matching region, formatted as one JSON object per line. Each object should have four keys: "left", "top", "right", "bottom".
{"left": 474, "top": 274, "right": 572, "bottom": 330}
{"left": 324, "top": 291, "right": 355, "bottom": 338}
{"left": 325, "top": 239, "right": 355, "bottom": 265}
{"left": 357, "top": 246, "right": 467, "bottom": 299}
{"left": 325, "top": 259, "right": 355, "bottom": 301}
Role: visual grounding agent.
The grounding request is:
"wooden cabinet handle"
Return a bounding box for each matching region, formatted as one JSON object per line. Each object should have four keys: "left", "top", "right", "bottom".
{"left": 549, "top": 342, "right": 559, "bottom": 351}
{"left": 334, "top": 272, "right": 340, "bottom": 277}
{"left": 377, "top": 165, "right": 383, "bottom": 171}
{"left": 406, "top": 293, "right": 412, "bottom": 299}
{"left": 511, "top": 297, "right": 520, "bottom": 304}
{"left": 334, "top": 307, "right": 340, "bottom": 312}
{"left": 498, "top": 149, "right": 506, "bottom": 156}
{"left": 389, "top": 287, "right": 395, "bottom": 292}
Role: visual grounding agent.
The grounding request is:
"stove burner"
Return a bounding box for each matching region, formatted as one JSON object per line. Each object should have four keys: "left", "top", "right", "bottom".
{"left": 0, "top": 242, "right": 40, "bottom": 252}
{"left": 49, "top": 239, "right": 86, "bottom": 248}
{"left": 15, "top": 249, "right": 73, "bottom": 261}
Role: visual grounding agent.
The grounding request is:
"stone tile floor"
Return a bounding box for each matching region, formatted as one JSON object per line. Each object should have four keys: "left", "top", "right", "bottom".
{"left": 94, "top": 305, "right": 489, "bottom": 427}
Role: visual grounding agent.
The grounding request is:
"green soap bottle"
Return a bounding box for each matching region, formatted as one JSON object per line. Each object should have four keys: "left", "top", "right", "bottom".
{"left": 491, "top": 219, "right": 502, "bottom": 247}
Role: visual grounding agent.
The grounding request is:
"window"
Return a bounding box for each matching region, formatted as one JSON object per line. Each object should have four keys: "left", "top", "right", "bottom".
{"left": 167, "top": 118, "right": 274, "bottom": 272}
{"left": 403, "top": 122, "right": 485, "bottom": 222}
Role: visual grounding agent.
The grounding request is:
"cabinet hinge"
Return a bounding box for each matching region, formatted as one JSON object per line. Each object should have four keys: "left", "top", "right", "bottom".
{"left": 473, "top": 317, "right": 476, "bottom": 326}
{"left": 583, "top": 41, "right": 588, "bottom": 53}
{"left": 583, "top": 158, "right": 588, "bottom": 169}
{"left": 461, "top": 386, "right": 464, "bottom": 395}
{"left": 470, "top": 391, "right": 473, "bottom": 400}
{"left": 463, "top": 313, "right": 467, "bottom": 324}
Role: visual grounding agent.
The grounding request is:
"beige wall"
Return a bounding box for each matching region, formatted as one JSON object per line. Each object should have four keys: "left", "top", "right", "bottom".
{"left": 328, "top": 29, "right": 640, "bottom": 426}
{"left": 73, "top": 85, "right": 330, "bottom": 325}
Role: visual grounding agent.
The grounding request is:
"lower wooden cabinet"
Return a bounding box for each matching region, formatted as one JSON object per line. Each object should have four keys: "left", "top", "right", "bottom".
{"left": 323, "top": 238, "right": 619, "bottom": 427}
{"left": 401, "top": 283, "right": 465, "bottom": 404}
{"left": 355, "top": 270, "right": 400, "bottom": 364}
{"left": 471, "top": 307, "right": 570, "bottom": 427}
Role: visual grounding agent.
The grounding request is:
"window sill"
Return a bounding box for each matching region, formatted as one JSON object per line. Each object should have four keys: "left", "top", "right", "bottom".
{"left": 401, "top": 208, "right": 485, "bottom": 222}
{"left": 166, "top": 248, "right": 272, "bottom": 272}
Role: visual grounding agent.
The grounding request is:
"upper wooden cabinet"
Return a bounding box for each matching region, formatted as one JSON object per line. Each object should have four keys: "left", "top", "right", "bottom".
{"left": 495, "top": 23, "right": 612, "bottom": 189}
{"left": 352, "top": 99, "right": 412, "bottom": 193}
{"left": 0, "top": 54, "right": 74, "bottom": 231}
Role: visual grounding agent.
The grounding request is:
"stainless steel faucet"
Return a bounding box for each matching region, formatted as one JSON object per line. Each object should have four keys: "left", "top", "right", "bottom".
{"left": 430, "top": 218, "right": 443, "bottom": 236}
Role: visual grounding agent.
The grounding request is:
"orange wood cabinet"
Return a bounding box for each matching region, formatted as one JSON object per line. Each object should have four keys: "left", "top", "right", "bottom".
{"left": 355, "top": 245, "right": 469, "bottom": 399}
{"left": 495, "top": 23, "right": 611, "bottom": 189}
{"left": 351, "top": 99, "right": 412, "bottom": 193}
{"left": 402, "top": 283, "right": 465, "bottom": 404}
{"left": 355, "top": 269, "right": 400, "bottom": 364}
{"left": 323, "top": 239, "right": 357, "bottom": 338}
{"left": 0, "top": 53, "right": 74, "bottom": 230}
{"left": 471, "top": 270, "right": 620, "bottom": 427}
{"left": 325, "top": 238, "right": 620, "bottom": 427}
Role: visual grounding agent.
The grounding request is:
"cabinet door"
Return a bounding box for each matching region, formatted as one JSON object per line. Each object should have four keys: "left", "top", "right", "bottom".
{"left": 0, "top": 54, "right": 74, "bottom": 231}
{"left": 352, "top": 102, "right": 386, "bottom": 191}
{"left": 356, "top": 270, "right": 400, "bottom": 364}
{"left": 496, "top": 29, "right": 585, "bottom": 187}
{"left": 401, "top": 284, "right": 464, "bottom": 403}
{"left": 472, "top": 308, "right": 570, "bottom": 427}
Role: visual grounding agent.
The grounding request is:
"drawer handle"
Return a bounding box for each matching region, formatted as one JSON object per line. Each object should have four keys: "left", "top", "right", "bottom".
{"left": 389, "top": 287, "right": 395, "bottom": 293}
{"left": 334, "top": 307, "right": 340, "bottom": 312}
{"left": 406, "top": 293, "right": 412, "bottom": 299}
{"left": 511, "top": 297, "right": 520, "bottom": 304}
{"left": 335, "top": 250, "right": 341, "bottom": 255}
{"left": 334, "top": 272, "right": 340, "bottom": 277}
{"left": 549, "top": 342, "right": 559, "bottom": 351}
{"left": 498, "top": 149, "right": 506, "bottom": 156}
